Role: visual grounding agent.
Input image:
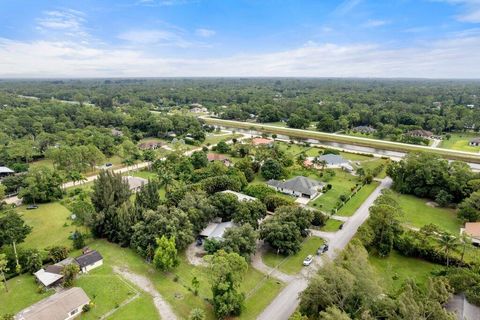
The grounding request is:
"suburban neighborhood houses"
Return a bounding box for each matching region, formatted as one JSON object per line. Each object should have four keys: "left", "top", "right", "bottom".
{"left": 0, "top": 80, "right": 480, "bottom": 320}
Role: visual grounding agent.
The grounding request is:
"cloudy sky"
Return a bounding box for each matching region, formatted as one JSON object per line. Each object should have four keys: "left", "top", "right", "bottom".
{"left": 1, "top": 0, "right": 480, "bottom": 78}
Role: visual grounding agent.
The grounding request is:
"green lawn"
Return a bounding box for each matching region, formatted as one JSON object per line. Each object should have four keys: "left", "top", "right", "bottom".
{"left": 29, "top": 158, "right": 54, "bottom": 170}
{"left": 204, "top": 133, "right": 242, "bottom": 145}
{"left": 0, "top": 274, "right": 52, "bottom": 316}
{"left": 76, "top": 265, "right": 139, "bottom": 320}
{"left": 369, "top": 250, "right": 440, "bottom": 292}
{"left": 262, "top": 237, "right": 324, "bottom": 275}
{"left": 17, "top": 202, "right": 76, "bottom": 249}
{"left": 439, "top": 133, "right": 480, "bottom": 152}
{"left": 84, "top": 240, "right": 283, "bottom": 320}
{"left": 395, "top": 193, "right": 461, "bottom": 235}
{"left": 130, "top": 170, "right": 158, "bottom": 180}
{"left": 336, "top": 182, "right": 379, "bottom": 216}
{"left": 309, "top": 170, "right": 359, "bottom": 214}
{"left": 107, "top": 294, "right": 159, "bottom": 320}
{"left": 320, "top": 218, "right": 343, "bottom": 232}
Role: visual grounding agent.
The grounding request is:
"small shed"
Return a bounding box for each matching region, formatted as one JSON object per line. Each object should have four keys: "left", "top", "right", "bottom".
{"left": 75, "top": 249, "right": 103, "bottom": 273}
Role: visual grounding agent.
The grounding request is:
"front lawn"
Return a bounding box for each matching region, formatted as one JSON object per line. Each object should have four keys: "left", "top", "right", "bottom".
{"left": 369, "top": 250, "right": 440, "bottom": 292}
{"left": 262, "top": 237, "right": 324, "bottom": 275}
{"left": 0, "top": 274, "right": 52, "bottom": 316}
{"left": 204, "top": 133, "right": 243, "bottom": 145}
{"left": 17, "top": 202, "right": 76, "bottom": 249}
{"left": 439, "top": 133, "right": 480, "bottom": 152}
{"left": 130, "top": 170, "right": 158, "bottom": 180}
{"left": 76, "top": 265, "right": 139, "bottom": 320}
{"left": 336, "top": 182, "right": 379, "bottom": 216}
{"left": 320, "top": 218, "right": 343, "bottom": 232}
{"left": 395, "top": 193, "right": 461, "bottom": 235}
{"left": 309, "top": 170, "right": 358, "bottom": 214}
{"left": 85, "top": 240, "right": 283, "bottom": 320}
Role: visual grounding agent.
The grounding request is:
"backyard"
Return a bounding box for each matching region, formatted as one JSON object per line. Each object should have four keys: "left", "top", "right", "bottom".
{"left": 336, "top": 182, "right": 380, "bottom": 216}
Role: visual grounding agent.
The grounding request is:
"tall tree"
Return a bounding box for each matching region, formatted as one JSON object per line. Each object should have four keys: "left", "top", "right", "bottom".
{"left": 153, "top": 235, "right": 178, "bottom": 271}
{"left": 0, "top": 211, "right": 32, "bottom": 269}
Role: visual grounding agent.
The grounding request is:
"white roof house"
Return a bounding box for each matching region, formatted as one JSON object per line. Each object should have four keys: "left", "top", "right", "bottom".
{"left": 200, "top": 221, "right": 235, "bottom": 240}
{"left": 15, "top": 287, "right": 90, "bottom": 320}
{"left": 220, "top": 190, "right": 256, "bottom": 202}
{"left": 306, "top": 154, "right": 354, "bottom": 172}
{"left": 123, "top": 176, "right": 148, "bottom": 192}
{"left": 34, "top": 269, "right": 64, "bottom": 287}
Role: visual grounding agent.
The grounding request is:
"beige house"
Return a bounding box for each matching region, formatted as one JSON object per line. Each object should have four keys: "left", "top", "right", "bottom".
{"left": 461, "top": 222, "right": 480, "bottom": 245}
{"left": 15, "top": 287, "right": 90, "bottom": 320}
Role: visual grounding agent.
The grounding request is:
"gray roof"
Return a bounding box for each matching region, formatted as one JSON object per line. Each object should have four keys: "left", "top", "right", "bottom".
{"left": 15, "top": 287, "right": 90, "bottom": 320}
{"left": 317, "top": 154, "right": 348, "bottom": 165}
{"left": 267, "top": 176, "right": 322, "bottom": 196}
{"left": 123, "top": 176, "right": 148, "bottom": 191}
{"left": 0, "top": 166, "right": 14, "bottom": 174}
{"left": 34, "top": 269, "right": 63, "bottom": 287}
{"left": 470, "top": 137, "right": 480, "bottom": 143}
{"left": 75, "top": 250, "right": 103, "bottom": 268}
{"left": 200, "top": 221, "right": 234, "bottom": 239}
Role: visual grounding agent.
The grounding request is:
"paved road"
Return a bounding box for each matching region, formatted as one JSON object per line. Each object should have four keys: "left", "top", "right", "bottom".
{"left": 257, "top": 177, "right": 392, "bottom": 320}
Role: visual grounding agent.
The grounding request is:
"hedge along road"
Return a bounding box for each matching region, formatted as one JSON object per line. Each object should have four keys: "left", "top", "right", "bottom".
{"left": 201, "top": 117, "right": 480, "bottom": 164}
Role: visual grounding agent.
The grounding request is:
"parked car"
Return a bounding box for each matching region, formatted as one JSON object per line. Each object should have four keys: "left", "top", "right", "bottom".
{"left": 317, "top": 244, "right": 329, "bottom": 255}
{"left": 196, "top": 237, "right": 203, "bottom": 246}
{"left": 339, "top": 223, "right": 344, "bottom": 230}
{"left": 26, "top": 204, "right": 38, "bottom": 210}
{"left": 105, "top": 163, "right": 113, "bottom": 167}
{"left": 303, "top": 255, "right": 314, "bottom": 266}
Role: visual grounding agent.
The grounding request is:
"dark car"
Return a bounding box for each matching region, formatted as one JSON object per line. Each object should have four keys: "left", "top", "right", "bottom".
{"left": 339, "top": 223, "right": 344, "bottom": 230}
{"left": 317, "top": 244, "right": 329, "bottom": 255}
{"left": 196, "top": 238, "right": 203, "bottom": 246}
{"left": 105, "top": 163, "right": 113, "bottom": 167}
{"left": 26, "top": 204, "right": 38, "bottom": 210}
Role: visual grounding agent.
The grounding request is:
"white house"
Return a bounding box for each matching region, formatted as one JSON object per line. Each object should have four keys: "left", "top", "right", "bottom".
{"left": 74, "top": 249, "right": 103, "bottom": 273}
{"left": 15, "top": 287, "right": 90, "bottom": 320}
{"left": 267, "top": 176, "right": 323, "bottom": 199}
{"left": 469, "top": 138, "right": 480, "bottom": 147}
{"left": 305, "top": 154, "right": 354, "bottom": 172}
{"left": 200, "top": 221, "right": 235, "bottom": 240}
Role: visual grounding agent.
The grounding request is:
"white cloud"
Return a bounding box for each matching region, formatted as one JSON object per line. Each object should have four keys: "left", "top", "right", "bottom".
{"left": 435, "top": 0, "right": 480, "bottom": 23}
{"left": 363, "top": 19, "right": 390, "bottom": 28}
{"left": 37, "top": 9, "right": 85, "bottom": 31}
{"left": 118, "top": 29, "right": 194, "bottom": 47}
{"left": 334, "top": 0, "right": 363, "bottom": 15}
{"left": 195, "top": 28, "right": 216, "bottom": 38}
{"left": 1, "top": 31, "right": 480, "bottom": 78}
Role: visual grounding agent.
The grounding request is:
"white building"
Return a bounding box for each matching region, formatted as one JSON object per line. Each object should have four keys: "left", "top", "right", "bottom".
{"left": 267, "top": 176, "right": 323, "bottom": 199}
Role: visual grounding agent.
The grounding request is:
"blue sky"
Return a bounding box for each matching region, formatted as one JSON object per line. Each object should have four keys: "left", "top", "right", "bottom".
{"left": 1, "top": 0, "right": 480, "bottom": 77}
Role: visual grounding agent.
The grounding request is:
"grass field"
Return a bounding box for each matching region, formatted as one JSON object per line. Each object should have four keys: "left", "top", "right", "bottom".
{"left": 320, "top": 218, "right": 343, "bottom": 231}
{"left": 0, "top": 274, "right": 52, "bottom": 316}
{"left": 439, "top": 133, "right": 480, "bottom": 152}
{"left": 262, "top": 237, "right": 324, "bottom": 275}
{"left": 369, "top": 250, "right": 440, "bottom": 292}
{"left": 309, "top": 170, "right": 358, "bottom": 214}
{"left": 204, "top": 133, "right": 243, "bottom": 145}
{"left": 85, "top": 240, "right": 283, "bottom": 320}
{"left": 394, "top": 193, "right": 461, "bottom": 234}
{"left": 130, "top": 170, "right": 158, "bottom": 180}
{"left": 76, "top": 265, "right": 141, "bottom": 320}
{"left": 16, "top": 202, "right": 75, "bottom": 249}
{"left": 336, "top": 182, "right": 379, "bottom": 216}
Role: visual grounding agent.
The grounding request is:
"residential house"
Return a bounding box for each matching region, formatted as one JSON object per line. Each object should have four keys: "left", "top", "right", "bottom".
{"left": 305, "top": 154, "right": 354, "bottom": 172}
{"left": 75, "top": 249, "right": 103, "bottom": 273}
{"left": 0, "top": 166, "right": 14, "bottom": 178}
{"left": 469, "top": 138, "right": 480, "bottom": 147}
{"left": 207, "top": 153, "right": 231, "bottom": 166}
{"left": 461, "top": 222, "right": 480, "bottom": 245}
{"left": 138, "top": 141, "right": 162, "bottom": 150}
{"left": 351, "top": 126, "right": 376, "bottom": 134}
{"left": 267, "top": 176, "right": 323, "bottom": 199}
{"left": 34, "top": 266, "right": 64, "bottom": 288}
{"left": 200, "top": 221, "right": 235, "bottom": 240}
{"left": 220, "top": 190, "right": 256, "bottom": 202}
{"left": 110, "top": 128, "right": 123, "bottom": 137}
{"left": 123, "top": 176, "right": 148, "bottom": 192}
{"left": 406, "top": 129, "right": 434, "bottom": 139}
{"left": 252, "top": 137, "right": 274, "bottom": 146}
{"left": 15, "top": 287, "right": 90, "bottom": 320}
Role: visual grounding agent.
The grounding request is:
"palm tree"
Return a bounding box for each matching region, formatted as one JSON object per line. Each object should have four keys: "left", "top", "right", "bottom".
{"left": 460, "top": 232, "right": 471, "bottom": 264}
{"left": 122, "top": 158, "right": 134, "bottom": 173}
{"left": 159, "top": 170, "right": 174, "bottom": 191}
{"left": 438, "top": 233, "right": 458, "bottom": 267}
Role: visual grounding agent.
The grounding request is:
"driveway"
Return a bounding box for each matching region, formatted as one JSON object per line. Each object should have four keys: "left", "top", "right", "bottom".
{"left": 257, "top": 177, "right": 392, "bottom": 320}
